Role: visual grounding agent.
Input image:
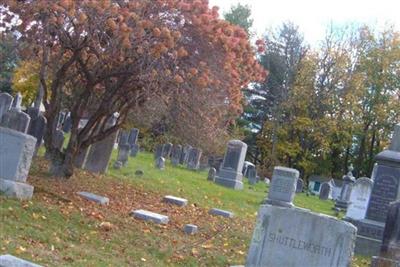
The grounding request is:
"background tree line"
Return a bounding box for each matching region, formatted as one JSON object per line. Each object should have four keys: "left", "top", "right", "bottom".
{"left": 225, "top": 4, "right": 400, "bottom": 180}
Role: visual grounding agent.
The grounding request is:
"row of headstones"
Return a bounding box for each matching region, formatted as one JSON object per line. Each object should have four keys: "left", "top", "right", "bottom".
{"left": 0, "top": 92, "right": 46, "bottom": 200}
{"left": 113, "top": 128, "right": 140, "bottom": 169}
{"left": 154, "top": 143, "right": 202, "bottom": 170}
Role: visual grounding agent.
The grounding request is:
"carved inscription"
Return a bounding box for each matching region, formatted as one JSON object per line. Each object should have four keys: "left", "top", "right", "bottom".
{"left": 271, "top": 177, "right": 292, "bottom": 194}
{"left": 268, "top": 232, "right": 333, "bottom": 257}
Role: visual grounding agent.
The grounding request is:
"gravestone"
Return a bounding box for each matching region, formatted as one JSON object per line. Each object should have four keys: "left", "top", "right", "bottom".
{"left": 209, "top": 208, "right": 234, "bottom": 218}
{"left": 155, "top": 157, "right": 165, "bottom": 170}
{"left": 0, "top": 92, "right": 13, "bottom": 121}
{"left": 130, "top": 143, "right": 139, "bottom": 157}
{"left": 335, "top": 166, "right": 356, "bottom": 210}
{"left": 264, "top": 166, "right": 299, "bottom": 207}
{"left": 113, "top": 160, "right": 123, "bottom": 169}
{"left": 296, "top": 178, "right": 304, "bottom": 193}
{"left": 171, "top": 144, "right": 182, "bottom": 166}
{"left": 243, "top": 161, "right": 255, "bottom": 177}
{"left": 0, "top": 127, "right": 36, "bottom": 200}
{"left": 319, "top": 182, "right": 331, "bottom": 200}
{"left": 381, "top": 200, "right": 400, "bottom": 260}
{"left": 83, "top": 114, "right": 119, "bottom": 174}
{"left": 187, "top": 147, "right": 202, "bottom": 170}
{"left": 57, "top": 111, "right": 66, "bottom": 129}
{"left": 184, "top": 224, "right": 198, "bottom": 234}
{"left": 350, "top": 123, "right": 400, "bottom": 256}
{"left": 245, "top": 166, "right": 357, "bottom": 267}
{"left": 247, "top": 165, "right": 257, "bottom": 185}
{"left": 118, "top": 130, "right": 130, "bottom": 146}
{"left": 53, "top": 129, "right": 65, "bottom": 151}
{"left": 62, "top": 113, "right": 72, "bottom": 133}
{"left": 208, "top": 167, "right": 217, "bottom": 181}
{"left": 154, "top": 144, "right": 164, "bottom": 159}
{"left": 180, "top": 145, "right": 192, "bottom": 165}
{"left": 116, "top": 144, "right": 130, "bottom": 166}
{"left": 11, "top": 92, "right": 22, "bottom": 109}
{"left": 27, "top": 108, "right": 47, "bottom": 154}
{"left": 128, "top": 128, "right": 139, "bottom": 145}
{"left": 0, "top": 254, "right": 42, "bottom": 267}
{"left": 214, "top": 140, "right": 247, "bottom": 190}
{"left": 0, "top": 108, "right": 31, "bottom": 134}
{"left": 162, "top": 142, "right": 173, "bottom": 158}
{"left": 77, "top": 191, "right": 109, "bottom": 205}
{"left": 131, "top": 209, "right": 169, "bottom": 224}
{"left": 345, "top": 177, "right": 373, "bottom": 220}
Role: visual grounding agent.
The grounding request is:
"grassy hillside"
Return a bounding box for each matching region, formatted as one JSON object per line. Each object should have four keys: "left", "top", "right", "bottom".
{"left": 0, "top": 151, "right": 370, "bottom": 266}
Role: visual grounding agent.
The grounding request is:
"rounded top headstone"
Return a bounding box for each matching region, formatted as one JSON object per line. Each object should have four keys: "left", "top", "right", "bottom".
{"left": 228, "top": 139, "right": 248, "bottom": 148}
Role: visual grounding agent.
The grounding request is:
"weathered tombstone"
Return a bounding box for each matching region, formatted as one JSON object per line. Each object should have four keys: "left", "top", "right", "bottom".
{"left": 296, "top": 178, "right": 304, "bottom": 193}
{"left": 27, "top": 108, "right": 47, "bottom": 154}
{"left": 116, "top": 144, "right": 130, "bottom": 166}
{"left": 11, "top": 92, "right": 22, "bottom": 109}
{"left": 187, "top": 147, "right": 202, "bottom": 170}
{"left": 345, "top": 177, "right": 373, "bottom": 220}
{"left": 162, "top": 142, "right": 173, "bottom": 158}
{"left": 155, "top": 156, "right": 165, "bottom": 170}
{"left": 245, "top": 165, "right": 357, "bottom": 267}
{"left": 381, "top": 200, "right": 400, "bottom": 260}
{"left": 0, "top": 126, "right": 36, "bottom": 200}
{"left": 264, "top": 166, "right": 299, "bottom": 207}
{"left": 53, "top": 129, "right": 65, "bottom": 150}
{"left": 128, "top": 128, "right": 139, "bottom": 145}
{"left": 180, "top": 145, "right": 192, "bottom": 165}
{"left": 214, "top": 140, "right": 247, "bottom": 190}
{"left": 154, "top": 144, "right": 164, "bottom": 159}
{"left": 348, "top": 124, "right": 400, "bottom": 256}
{"left": 171, "top": 144, "right": 182, "bottom": 166}
{"left": 319, "top": 182, "right": 332, "bottom": 200}
{"left": 0, "top": 254, "right": 42, "bottom": 267}
{"left": 83, "top": 114, "right": 119, "bottom": 174}
{"left": 130, "top": 143, "right": 139, "bottom": 157}
{"left": 62, "top": 113, "right": 72, "bottom": 133}
{"left": 243, "top": 161, "right": 255, "bottom": 177}
{"left": 208, "top": 167, "right": 217, "bottom": 181}
{"left": 247, "top": 165, "right": 257, "bottom": 185}
{"left": 335, "top": 166, "right": 356, "bottom": 210}
{"left": 118, "top": 130, "right": 130, "bottom": 146}
{"left": 0, "top": 92, "right": 13, "bottom": 121}
{"left": 0, "top": 107, "right": 31, "bottom": 134}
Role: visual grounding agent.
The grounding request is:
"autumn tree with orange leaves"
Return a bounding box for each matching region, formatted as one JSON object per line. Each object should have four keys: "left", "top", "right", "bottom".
{"left": 2, "top": 0, "right": 265, "bottom": 177}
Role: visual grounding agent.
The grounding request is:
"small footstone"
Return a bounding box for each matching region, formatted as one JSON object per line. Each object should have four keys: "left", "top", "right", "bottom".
{"left": 0, "top": 254, "right": 43, "bottom": 267}
{"left": 77, "top": 192, "right": 109, "bottom": 205}
{"left": 113, "top": 161, "right": 123, "bottom": 169}
{"left": 135, "top": 170, "right": 144, "bottom": 177}
{"left": 130, "top": 209, "right": 169, "bottom": 224}
{"left": 184, "top": 224, "right": 198, "bottom": 234}
{"left": 209, "top": 208, "right": 234, "bottom": 218}
{"left": 0, "top": 179, "right": 34, "bottom": 200}
{"left": 163, "top": 195, "right": 188, "bottom": 207}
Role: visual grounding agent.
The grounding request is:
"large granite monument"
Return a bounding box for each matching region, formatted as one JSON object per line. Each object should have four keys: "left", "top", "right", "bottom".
{"left": 349, "top": 124, "right": 400, "bottom": 256}
{"left": 214, "top": 140, "right": 247, "bottom": 190}
{"left": 245, "top": 166, "right": 357, "bottom": 267}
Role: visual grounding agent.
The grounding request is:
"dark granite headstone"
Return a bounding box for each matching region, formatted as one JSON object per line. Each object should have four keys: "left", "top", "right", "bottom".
{"left": 180, "top": 145, "right": 192, "bottom": 165}
{"left": 162, "top": 143, "right": 173, "bottom": 158}
{"left": 130, "top": 144, "right": 139, "bottom": 157}
{"left": 187, "top": 148, "right": 202, "bottom": 170}
{"left": 27, "top": 111, "right": 47, "bottom": 154}
{"left": 128, "top": 128, "right": 139, "bottom": 145}
{"left": 118, "top": 130, "right": 130, "bottom": 146}
{"left": 171, "top": 144, "right": 182, "bottom": 166}
{"left": 296, "top": 178, "right": 304, "bottom": 193}
{"left": 381, "top": 200, "right": 400, "bottom": 258}
{"left": 247, "top": 165, "right": 257, "bottom": 185}
{"left": 319, "top": 182, "right": 331, "bottom": 200}
{"left": 154, "top": 144, "right": 164, "bottom": 159}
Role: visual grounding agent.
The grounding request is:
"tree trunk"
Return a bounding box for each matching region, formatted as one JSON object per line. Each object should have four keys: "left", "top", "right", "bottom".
{"left": 367, "top": 129, "right": 376, "bottom": 176}
{"left": 355, "top": 122, "right": 370, "bottom": 177}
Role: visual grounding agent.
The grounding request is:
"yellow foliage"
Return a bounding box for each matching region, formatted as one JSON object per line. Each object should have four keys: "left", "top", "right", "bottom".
{"left": 12, "top": 60, "right": 40, "bottom": 106}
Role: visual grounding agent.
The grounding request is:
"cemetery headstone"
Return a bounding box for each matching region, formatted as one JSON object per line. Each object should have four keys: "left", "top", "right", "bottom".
{"left": 214, "top": 140, "right": 247, "bottom": 190}
{"left": 154, "top": 144, "right": 164, "bottom": 159}
{"left": 180, "top": 145, "right": 192, "bottom": 165}
{"left": 53, "top": 129, "right": 65, "bottom": 151}
{"left": 0, "top": 92, "right": 13, "bottom": 121}
{"left": 0, "top": 254, "right": 42, "bottom": 267}
{"left": 349, "top": 124, "right": 400, "bottom": 256}
{"left": 128, "top": 128, "right": 139, "bottom": 145}
{"left": 319, "top": 182, "right": 332, "bottom": 200}
{"left": 209, "top": 208, "right": 234, "bottom": 218}
{"left": 0, "top": 107, "right": 31, "bottom": 134}
{"left": 264, "top": 166, "right": 299, "bottom": 207}
{"left": 131, "top": 209, "right": 169, "bottom": 224}
{"left": 335, "top": 166, "right": 356, "bottom": 210}
{"left": 0, "top": 127, "right": 36, "bottom": 200}
{"left": 77, "top": 191, "right": 109, "bottom": 205}
{"left": 184, "top": 224, "right": 198, "bottom": 234}
{"left": 83, "top": 114, "right": 118, "bottom": 173}
{"left": 11, "top": 92, "right": 22, "bottom": 109}
{"left": 113, "top": 160, "right": 123, "bottom": 169}
{"left": 155, "top": 156, "right": 165, "bottom": 170}
{"left": 243, "top": 161, "right": 255, "bottom": 177}
{"left": 118, "top": 130, "right": 130, "bottom": 146}
{"left": 187, "top": 147, "right": 202, "bottom": 170}
{"left": 27, "top": 108, "right": 47, "bottom": 154}
{"left": 247, "top": 165, "right": 257, "bottom": 185}
{"left": 208, "top": 167, "right": 217, "bottom": 181}
{"left": 345, "top": 177, "right": 373, "bottom": 220}
{"left": 62, "top": 113, "right": 72, "bottom": 133}
{"left": 163, "top": 195, "right": 188, "bottom": 206}
{"left": 380, "top": 200, "right": 400, "bottom": 260}
{"left": 171, "top": 144, "right": 182, "bottom": 166}
{"left": 116, "top": 144, "right": 130, "bottom": 166}
{"left": 296, "top": 178, "right": 304, "bottom": 193}
{"left": 130, "top": 143, "right": 139, "bottom": 157}
{"left": 162, "top": 142, "right": 173, "bottom": 158}
{"left": 246, "top": 165, "right": 357, "bottom": 267}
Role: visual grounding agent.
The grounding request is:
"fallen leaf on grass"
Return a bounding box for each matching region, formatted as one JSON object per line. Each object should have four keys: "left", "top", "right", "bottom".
{"left": 140, "top": 258, "right": 146, "bottom": 262}
{"left": 201, "top": 244, "right": 213, "bottom": 249}
{"left": 99, "top": 222, "right": 113, "bottom": 231}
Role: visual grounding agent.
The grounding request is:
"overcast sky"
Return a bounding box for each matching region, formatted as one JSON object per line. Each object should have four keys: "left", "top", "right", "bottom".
{"left": 209, "top": 0, "right": 400, "bottom": 45}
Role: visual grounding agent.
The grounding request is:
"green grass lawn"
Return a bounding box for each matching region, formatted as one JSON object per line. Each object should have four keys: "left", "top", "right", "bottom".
{"left": 0, "top": 151, "right": 370, "bottom": 266}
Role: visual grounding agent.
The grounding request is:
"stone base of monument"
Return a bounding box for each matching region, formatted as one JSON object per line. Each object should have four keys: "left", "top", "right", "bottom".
{"left": 0, "top": 179, "right": 34, "bottom": 200}
{"left": 246, "top": 204, "right": 356, "bottom": 267}
{"left": 214, "top": 169, "right": 243, "bottom": 190}
{"left": 345, "top": 218, "right": 384, "bottom": 256}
